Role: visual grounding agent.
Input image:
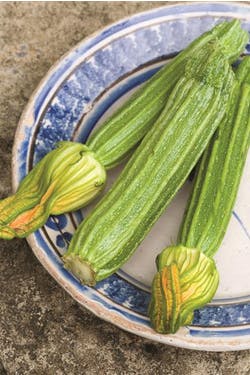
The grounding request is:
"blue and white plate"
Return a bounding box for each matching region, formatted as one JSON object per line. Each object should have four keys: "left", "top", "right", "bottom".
{"left": 12, "top": 3, "right": 250, "bottom": 351}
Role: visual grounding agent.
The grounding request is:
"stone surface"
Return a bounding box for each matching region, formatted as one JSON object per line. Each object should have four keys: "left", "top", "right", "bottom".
{"left": 0, "top": 2, "right": 250, "bottom": 374}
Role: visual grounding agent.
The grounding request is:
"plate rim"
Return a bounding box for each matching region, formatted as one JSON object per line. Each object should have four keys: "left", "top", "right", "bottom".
{"left": 12, "top": 2, "right": 250, "bottom": 351}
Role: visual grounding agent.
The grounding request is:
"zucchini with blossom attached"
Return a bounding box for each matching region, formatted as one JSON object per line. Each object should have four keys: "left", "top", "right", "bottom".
{"left": 149, "top": 57, "right": 250, "bottom": 334}
{"left": 63, "top": 42, "right": 235, "bottom": 285}
{"left": 0, "top": 20, "right": 247, "bottom": 240}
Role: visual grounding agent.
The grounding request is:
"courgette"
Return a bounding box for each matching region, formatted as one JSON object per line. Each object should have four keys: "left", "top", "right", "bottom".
{"left": 149, "top": 57, "right": 250, "bottom": 334}
{"left": 0, "top": 20, "right": 247, "bottom": 239}
{"left": 87, "top": 20, "right": 247, "bottom": 169}
{"left": 63, "top": 42, "right": 235, "bottom": 285}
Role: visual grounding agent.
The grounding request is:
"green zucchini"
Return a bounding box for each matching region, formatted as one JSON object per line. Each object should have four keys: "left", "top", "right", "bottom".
{"left": 63, "top": 42, "right": 235, "bottom": 285}
{"left": 87, "top": 20, "right": 248, "bottom": 169}
{"left": 0, "top": 20, "right": 247, "bottom": 239}
{"left": 149, "top": 57, "right": 250, "bottom": 334}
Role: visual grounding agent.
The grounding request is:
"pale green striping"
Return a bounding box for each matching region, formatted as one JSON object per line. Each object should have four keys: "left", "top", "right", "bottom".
{"left": 179, "top": 57, "right": 250, "bottom": 257}
{"left": 69, "top": 55, "right": 231, "bottom": 264}
{"left": 87, "top": 20, "right": 247, "bottom": 169}
{"left": 149, "top": 58, "right": 250, "bottom": 335}
{"left": 69, "top": 84, "right": 213, "bottom": 266}
{"left": 178, "top": 86, "right": 239, "bottom": 249}
{"left": 65, "top": 45, "right": 235, "bottom": 282}
{"left": 95, "top": 91, "right": 222, "bottom": 277}
{"left": 66, "top": 77, "right": 196, "bottom": 254}
{"left": 198, "top": 85, "right": 250, "bottom": 256}
{"left": 92, "top": 69, "right": 181, "bottom": 167}
{"left": 85, "top": 84, "right": 207, "bottom": 262}
{"left": 88, "top": 89, "right": 225, "bottom": 276}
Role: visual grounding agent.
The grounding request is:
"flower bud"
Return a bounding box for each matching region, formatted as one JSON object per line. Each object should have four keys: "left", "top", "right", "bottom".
{"left": 0, "top": 142, "right": 106, "bottom": 239}
{"left": 149, "top": 246, "right": 219, "bottom": 334}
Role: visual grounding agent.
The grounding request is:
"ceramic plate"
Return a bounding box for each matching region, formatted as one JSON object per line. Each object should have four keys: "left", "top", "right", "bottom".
{"left": 12, "top": 3, "right": 250, "bottom": 351}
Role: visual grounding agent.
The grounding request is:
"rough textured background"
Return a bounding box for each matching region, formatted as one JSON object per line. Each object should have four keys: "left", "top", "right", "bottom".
{"left": 0, "top": 2, "right": 250, "bottom": 374}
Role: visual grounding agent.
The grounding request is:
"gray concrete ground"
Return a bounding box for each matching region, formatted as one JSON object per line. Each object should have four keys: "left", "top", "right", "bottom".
{"left": 0, "top": 2, "right": 250, "bottom": 374}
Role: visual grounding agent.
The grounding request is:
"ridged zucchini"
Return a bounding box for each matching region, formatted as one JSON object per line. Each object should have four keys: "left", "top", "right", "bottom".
{"left": 87, "top": 20, "right": 248, "bottom": 169}
{"left": 1, "top": 21, "right": 247, "bottom": 240}
{"left": 149, "top": 57, "right": 250, "bottom": 334}
{"left": 179, "top": 57, "right": 250, "bottom": 257}
{"left": 63, "top": 42, "right": 235, "bottom": 285}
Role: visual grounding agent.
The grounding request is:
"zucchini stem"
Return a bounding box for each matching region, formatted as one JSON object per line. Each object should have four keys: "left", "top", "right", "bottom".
{"left": 63, "top": 254, "right": 96, "bottom": 286}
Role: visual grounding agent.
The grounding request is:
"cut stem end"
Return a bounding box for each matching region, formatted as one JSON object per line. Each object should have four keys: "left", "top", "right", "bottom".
{"left": 63, "top": 254, "right": 96, "bottom": 286}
